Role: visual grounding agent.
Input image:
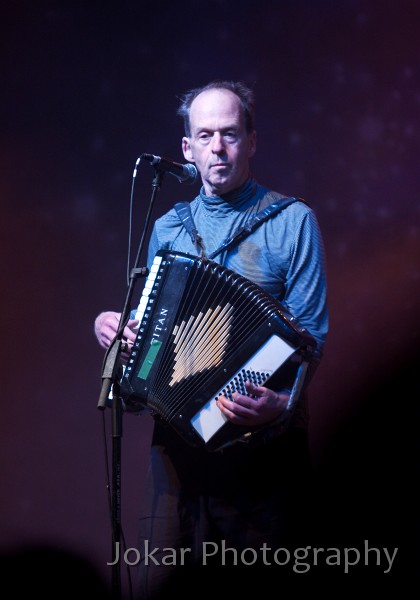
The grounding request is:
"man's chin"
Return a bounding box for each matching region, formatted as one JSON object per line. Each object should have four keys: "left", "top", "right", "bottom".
{"left": 207, "top": 176, "right": 235, "bottom": 196}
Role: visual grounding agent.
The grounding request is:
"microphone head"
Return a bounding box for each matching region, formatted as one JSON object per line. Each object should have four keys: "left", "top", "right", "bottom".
{"left": 141, "top": 153, "right": 198, "bottom": 184}
{"left": 183, "top": 163, "right": 198, "bottom": 185}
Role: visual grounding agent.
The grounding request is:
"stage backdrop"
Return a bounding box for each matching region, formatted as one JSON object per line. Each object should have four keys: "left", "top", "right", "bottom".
{"left": 1, "top": 0, "right": 419, "bottom": 595}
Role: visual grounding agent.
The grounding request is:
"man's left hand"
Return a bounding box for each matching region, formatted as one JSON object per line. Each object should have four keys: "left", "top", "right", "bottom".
{"left": 216, "top": 381, "right": 290, "bottom": 427}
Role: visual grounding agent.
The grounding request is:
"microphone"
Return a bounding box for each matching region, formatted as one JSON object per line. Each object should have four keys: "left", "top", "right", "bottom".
{"left": 141, "top": 153, "right": 198, "bottom": 184}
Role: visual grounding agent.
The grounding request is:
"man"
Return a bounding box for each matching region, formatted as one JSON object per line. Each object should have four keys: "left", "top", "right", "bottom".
{"left": 94, "top": 80, "right": 328, "bottom": 598}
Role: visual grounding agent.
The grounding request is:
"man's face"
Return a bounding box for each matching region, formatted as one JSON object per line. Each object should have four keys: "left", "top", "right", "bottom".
{"left": 182, "top": 88, "right": 256, "bottom": 196}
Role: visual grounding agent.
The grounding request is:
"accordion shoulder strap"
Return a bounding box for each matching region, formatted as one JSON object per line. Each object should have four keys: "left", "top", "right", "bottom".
{"left": 174, "top": 194, "right": 305, "bottom": 260}
{"left": 173, "top": 201, "right": 205, "bottom": 256}
{"left": 208, "top": 194, "right": 305, "bottom": 260}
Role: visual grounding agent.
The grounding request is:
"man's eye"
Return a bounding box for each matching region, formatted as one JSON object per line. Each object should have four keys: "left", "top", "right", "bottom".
{"left": 224, "top": 132, "right": 237, "bottom": 141}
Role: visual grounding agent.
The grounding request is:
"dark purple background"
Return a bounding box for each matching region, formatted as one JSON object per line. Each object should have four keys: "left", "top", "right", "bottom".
{"left": 1, "top": 0, "right": 419, "bottom": 594}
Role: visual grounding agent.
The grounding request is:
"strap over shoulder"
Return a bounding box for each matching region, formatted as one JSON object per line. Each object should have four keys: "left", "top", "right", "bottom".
{"left": 174, "top": 194, "right": 306, "bottom": 260}
{"left": 208, "top": 194, "right": 306, "bottom": 260}
{"left": 174, "top": 201, "right": 205, "bottom": 256}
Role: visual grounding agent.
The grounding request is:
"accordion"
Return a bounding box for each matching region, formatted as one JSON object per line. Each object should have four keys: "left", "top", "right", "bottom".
{"left": 120, "top": 250, "right": 316, "bottom": 451}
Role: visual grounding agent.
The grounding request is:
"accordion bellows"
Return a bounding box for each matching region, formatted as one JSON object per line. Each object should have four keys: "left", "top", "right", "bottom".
{"left": 121, "top": 250, "right": 316, "bottom": 451}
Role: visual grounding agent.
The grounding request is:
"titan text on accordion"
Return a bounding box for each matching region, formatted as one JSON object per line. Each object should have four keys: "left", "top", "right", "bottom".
{"left": 120, "top": 250, "right": 316, "bottom": 451}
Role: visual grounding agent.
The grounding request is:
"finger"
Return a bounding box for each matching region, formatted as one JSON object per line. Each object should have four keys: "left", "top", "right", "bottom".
{"left": 217, "top": 396, "right": 258, "bottom": 420}
{"left": 124, "top": 320, "right": 139, "bottom": 341}
{"left": 101, "top": 328, "right": 118, "bottom": 349}
{"left": 217, "top": 400, "right": 247, "bottom": 423}
{"left": 123, "top": 328, "right": 137, "bottom": 343}
{"left": 231, "top": 392, "right": 260, "bottom": 410}
{"left": 244, "top": 381, "right": 267, "bottom": 397}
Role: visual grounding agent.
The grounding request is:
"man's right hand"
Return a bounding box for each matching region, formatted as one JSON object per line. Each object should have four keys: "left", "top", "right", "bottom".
{"left": 94, "top": 311, "right": 139, "bottom": 359}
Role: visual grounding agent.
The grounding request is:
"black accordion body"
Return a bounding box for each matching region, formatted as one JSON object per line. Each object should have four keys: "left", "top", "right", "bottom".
{"left": 120, "top": 250, "right": 316, "bottom": 451}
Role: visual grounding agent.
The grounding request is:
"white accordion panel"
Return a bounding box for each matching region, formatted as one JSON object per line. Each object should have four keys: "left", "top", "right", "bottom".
{"left": 190, "top": 334, "right": 295, "bottom": 443}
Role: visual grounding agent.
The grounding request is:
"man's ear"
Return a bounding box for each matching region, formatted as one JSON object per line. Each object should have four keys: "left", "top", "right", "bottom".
{"left": 248, "top": 130, "right": 257, "bottom": 158}
{"left": 182, "top": 137, "right": 194, "bottom": 162}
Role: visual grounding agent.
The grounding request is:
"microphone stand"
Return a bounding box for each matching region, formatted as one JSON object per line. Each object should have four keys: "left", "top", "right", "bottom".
{"left": 97, "top": 167, "right": 165, "bottom": 600}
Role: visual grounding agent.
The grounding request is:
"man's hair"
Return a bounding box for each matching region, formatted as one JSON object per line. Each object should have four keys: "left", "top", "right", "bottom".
{"left": 177, "top": 80, "right": 255, "bottom": 137}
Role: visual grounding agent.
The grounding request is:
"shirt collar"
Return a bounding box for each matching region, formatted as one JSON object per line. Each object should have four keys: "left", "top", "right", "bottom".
{"left": 199, "top": 177, "right": 258, "bottom": 213}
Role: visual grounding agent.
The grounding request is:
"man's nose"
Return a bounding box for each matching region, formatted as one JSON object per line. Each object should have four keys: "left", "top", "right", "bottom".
{"left": 211, "top": 132, "right": 225, "bottom": 153}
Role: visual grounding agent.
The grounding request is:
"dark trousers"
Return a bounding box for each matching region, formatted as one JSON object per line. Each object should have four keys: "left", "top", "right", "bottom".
{"left": 136, "top": 421, "right": 312, "bottom": 599}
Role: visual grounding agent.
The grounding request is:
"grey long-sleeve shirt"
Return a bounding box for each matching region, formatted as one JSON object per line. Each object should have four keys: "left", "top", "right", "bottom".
{"left": 142, "top": 178, "right": 328, "bottom": 428}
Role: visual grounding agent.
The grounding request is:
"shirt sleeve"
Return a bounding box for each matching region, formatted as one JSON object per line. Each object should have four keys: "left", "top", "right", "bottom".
{"left": 283, "top": 208, "right": 329, "bottom": 364}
